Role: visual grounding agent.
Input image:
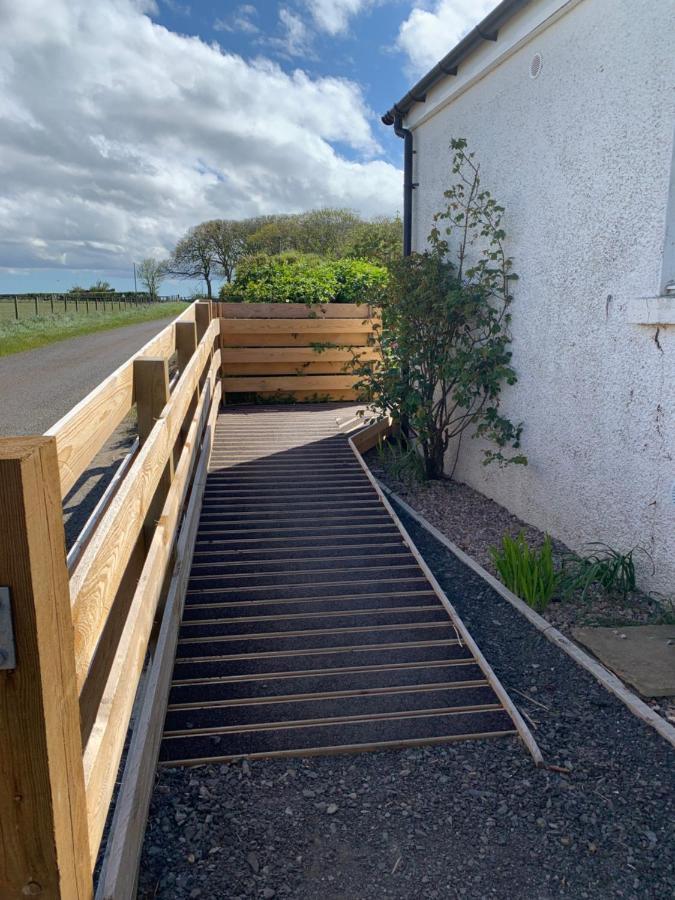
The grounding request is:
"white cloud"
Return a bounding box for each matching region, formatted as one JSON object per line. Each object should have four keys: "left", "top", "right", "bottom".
{"left": 302, "top": 0, "right": 380, "bottom": 36}
{"left": 397, "top": 0, "right": 497, "bottom": 75}
{"left": 268, "top": 8, "right": 315, "bottom": 58}
{"left": 0, "top": 0, "right": 401, "bottom": 276}
{"left": 214, "top": 4, "right": 259, "bottom": 36}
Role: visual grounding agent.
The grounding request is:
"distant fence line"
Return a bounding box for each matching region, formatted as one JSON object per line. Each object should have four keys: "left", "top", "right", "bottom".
{"left": 0, "top": 293, "right": 186, "bottom": 321}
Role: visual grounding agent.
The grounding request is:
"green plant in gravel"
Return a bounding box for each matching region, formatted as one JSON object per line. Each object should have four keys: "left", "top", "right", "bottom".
{"left": 376, "top": 439, "right": 428, "bottom": 486}
{"left": 219, "top": 252, "right": 388, "bottom": 305}
{"left": 352, "top": 138, "right": 525, "bottom": 479}
{"left": 490, "top": 532, "right": 558, "bottom": 612}
{"left": 559, "top": 544, "right": 653, "bottom": 603}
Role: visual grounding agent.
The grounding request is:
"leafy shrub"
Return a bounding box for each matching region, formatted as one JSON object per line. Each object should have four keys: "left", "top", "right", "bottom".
{"left": 219, "top": 252, "right": 388, "bottom": 305}
{"left": 559, "top": 544, "right": 652, "bottom": 602}
{"left": 490, "top": 532, "right": 558, "bottom": 612}
{"left": 343, "top": 216, "right": 403, "bottom": 266}
{"left": 352, "top": 139, "right": 525, "bottom": 479}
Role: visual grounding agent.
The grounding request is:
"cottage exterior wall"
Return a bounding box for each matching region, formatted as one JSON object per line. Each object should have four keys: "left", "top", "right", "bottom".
{"left": 405, "top": 0, "right": 675, "bottom": 591}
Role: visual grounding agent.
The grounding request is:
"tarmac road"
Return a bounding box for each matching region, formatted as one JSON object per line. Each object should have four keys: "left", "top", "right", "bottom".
{"left": 0, "top": 317, "right": 176, "bottom": 436}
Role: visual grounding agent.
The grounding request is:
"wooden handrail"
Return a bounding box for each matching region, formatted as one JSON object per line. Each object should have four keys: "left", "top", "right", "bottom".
{"left": 69, "top": 320, "right": 219, "bottom": 690}
{"left": 83, "top": 360, "right": 219, "bottom": 862}
{"left": 46, "top": 303, "right": 196, "bottom": 497}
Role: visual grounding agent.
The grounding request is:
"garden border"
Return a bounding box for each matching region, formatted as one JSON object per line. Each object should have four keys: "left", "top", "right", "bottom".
{"left": 377, "top": 482, "right": 675, "bottom": 752}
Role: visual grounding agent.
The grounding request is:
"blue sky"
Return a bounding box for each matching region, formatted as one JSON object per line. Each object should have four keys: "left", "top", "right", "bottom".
{"left": 0, "top": 0, "right": 495, "bottom": 295}
{"left": 155, "top": 0, "right": 411, "bottom": 164}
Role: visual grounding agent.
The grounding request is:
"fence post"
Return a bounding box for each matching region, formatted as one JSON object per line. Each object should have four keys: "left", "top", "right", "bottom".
{"left": 175, "top": 320, "right": 197, "bottom": 374}
{"left": 34, "top": 296, "right": 38, "bottom": 316}
{"left": 194, "top": 300, "right": 211, "bottom": 342}
{"left": 14, "top": 295, "right": 18, "bottom": 319}
{"left": 0, "top": 437, "right": 92, "bottom": 899}
{"left": 134, "top": 358, "right": 174, "bottom": 546}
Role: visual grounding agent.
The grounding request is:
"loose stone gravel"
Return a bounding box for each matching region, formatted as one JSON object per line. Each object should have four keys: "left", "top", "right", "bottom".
{"left": 137, "top": 503, "right": 675, "bottom": 900}
{"left": 369, "top": 461, "right": 675, "bottom": 725}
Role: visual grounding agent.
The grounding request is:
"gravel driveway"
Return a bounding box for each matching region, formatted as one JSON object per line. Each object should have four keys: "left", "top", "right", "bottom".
{"left": 0, "top": 317, "right": 175, "bottom": 436}
{"left": 137, "top": 502, "right": 674, "bottom": 900}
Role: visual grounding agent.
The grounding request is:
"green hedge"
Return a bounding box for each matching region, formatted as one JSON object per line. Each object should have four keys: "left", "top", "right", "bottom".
{"left": 219, "top": 252, "right": 388, "bottom": 305}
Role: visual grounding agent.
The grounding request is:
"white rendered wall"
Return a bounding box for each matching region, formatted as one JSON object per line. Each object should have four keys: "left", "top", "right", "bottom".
{"left": 405, "top": 0, "right": 675, "bottom": 592}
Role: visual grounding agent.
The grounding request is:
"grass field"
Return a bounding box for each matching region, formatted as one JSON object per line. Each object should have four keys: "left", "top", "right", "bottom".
{"left": 0, "top": 302, "right": 188, "bottom": 357}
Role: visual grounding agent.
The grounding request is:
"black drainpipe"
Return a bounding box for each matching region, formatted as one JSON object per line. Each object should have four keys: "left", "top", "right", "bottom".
{"left": 383, "top": 109, "right": 413, "bottom": 256}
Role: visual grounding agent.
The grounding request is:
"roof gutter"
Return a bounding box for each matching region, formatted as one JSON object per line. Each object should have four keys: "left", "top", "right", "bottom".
{"left": 382, "top": 0, "right": 531, "bottom": 124}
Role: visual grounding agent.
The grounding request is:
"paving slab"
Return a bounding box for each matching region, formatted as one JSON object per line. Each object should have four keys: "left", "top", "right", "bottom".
{"left": 572, "top": 624, "right": 675, "bottom": 697}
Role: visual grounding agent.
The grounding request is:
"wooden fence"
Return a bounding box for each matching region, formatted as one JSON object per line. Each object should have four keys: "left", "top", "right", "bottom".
{"left": 0, "top": 300, "right": 378, "bottom": 899}
{"left": 217, "top": 301, "right": 380, "bottom": 401}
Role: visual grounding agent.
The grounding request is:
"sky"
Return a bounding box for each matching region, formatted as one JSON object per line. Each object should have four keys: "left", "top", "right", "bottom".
{"left": 0, "top": 0, "right": 497, "bottom": 294}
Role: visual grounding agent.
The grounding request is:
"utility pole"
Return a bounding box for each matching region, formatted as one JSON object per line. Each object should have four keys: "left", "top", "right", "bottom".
{"left": 133, "top": 262, "right": 137, "bottom": 299}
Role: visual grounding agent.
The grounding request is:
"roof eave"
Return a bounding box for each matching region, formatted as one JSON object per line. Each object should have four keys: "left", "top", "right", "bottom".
{"left": 382, "top": 0, "right": 532, "bottom": 125}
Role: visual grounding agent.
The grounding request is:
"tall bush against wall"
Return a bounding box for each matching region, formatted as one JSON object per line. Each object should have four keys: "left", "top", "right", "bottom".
{"left": 355, "top": 139, "right": 526, "bottom": 478}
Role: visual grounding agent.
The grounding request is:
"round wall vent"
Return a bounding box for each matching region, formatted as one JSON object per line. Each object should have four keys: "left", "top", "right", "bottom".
{"left": 530, "top": 52, "right": 543, "bottom": 79}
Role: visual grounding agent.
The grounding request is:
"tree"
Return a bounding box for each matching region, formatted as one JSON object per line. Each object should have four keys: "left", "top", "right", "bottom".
{"left": 343, "top": 215, "right": 403, "bottom": 266}
{"left": 202, "top": 219, "right": 249, "bottom": 283}
{"left": 353, "top": 139, "right": 526, "bottom": 479}
{"left": 294, "top": 208, "right": 361, "bottom": 256}
{"left": 136, "top": 257, "right": 167, "bottom": 301}
{"left": 168, "top": 224, "right": 216, "bottom": 298}
{"left": 246, "top": 216, "right": 300, "bottom": 255}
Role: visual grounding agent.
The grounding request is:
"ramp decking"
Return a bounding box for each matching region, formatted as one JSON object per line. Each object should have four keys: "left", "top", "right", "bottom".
{"left": 160, "top": 405, "right": 519, "bottom": 765}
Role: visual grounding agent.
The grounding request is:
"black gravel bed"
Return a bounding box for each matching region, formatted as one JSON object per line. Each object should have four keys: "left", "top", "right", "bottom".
{"left": 137, "top": 502, "right": 675, "bottom": 900}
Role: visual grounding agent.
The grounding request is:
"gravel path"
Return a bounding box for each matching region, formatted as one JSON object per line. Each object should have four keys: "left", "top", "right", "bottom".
{"left": 0, "top": 316, "right": 175, "bottom": 435}
{"left": 137, "top": 502, "right": 675, "bottom": 900}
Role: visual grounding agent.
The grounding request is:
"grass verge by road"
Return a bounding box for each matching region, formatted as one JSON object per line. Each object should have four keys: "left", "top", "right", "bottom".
{"left": 0, "top": 302, "right": 188, "bottom": 357}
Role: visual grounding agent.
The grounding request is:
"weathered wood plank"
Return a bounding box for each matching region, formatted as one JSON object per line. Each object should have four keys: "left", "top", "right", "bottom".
{"left": 0, "top": 437, "right": 92, "bottom": 898}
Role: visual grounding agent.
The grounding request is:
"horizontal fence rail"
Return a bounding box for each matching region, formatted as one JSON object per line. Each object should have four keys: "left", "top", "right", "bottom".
{"left": 0, "top": 299, "right": 381, "bottom": 899}
{"left": 216, "top": 301, "right": 380, "bottom": 401}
